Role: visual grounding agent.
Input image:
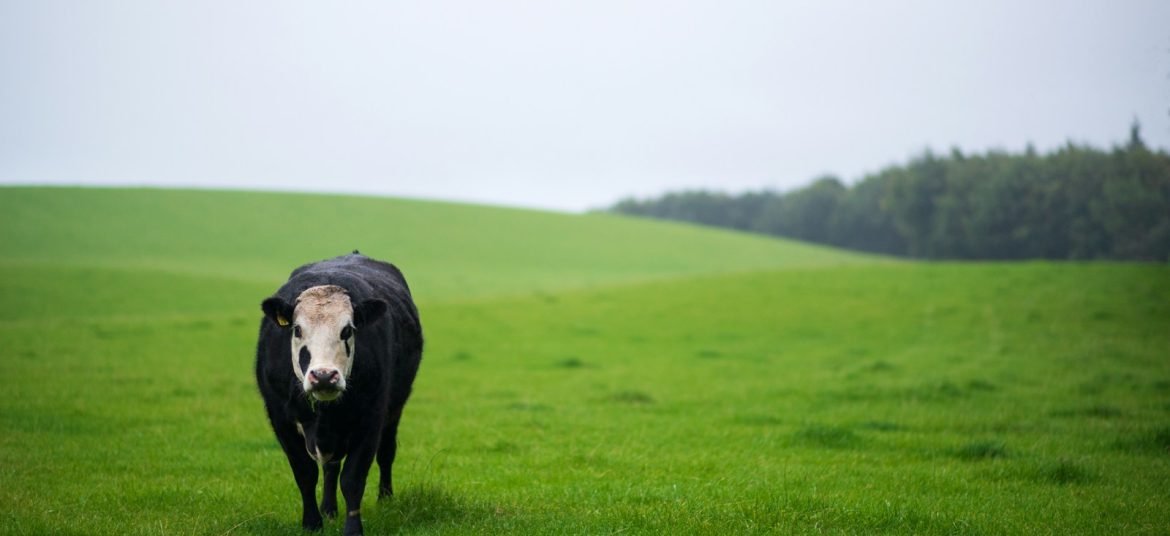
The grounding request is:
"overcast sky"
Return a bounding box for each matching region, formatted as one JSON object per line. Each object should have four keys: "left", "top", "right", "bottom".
{"left": 2, "top": 1, "right": 1167, "bottom": 212}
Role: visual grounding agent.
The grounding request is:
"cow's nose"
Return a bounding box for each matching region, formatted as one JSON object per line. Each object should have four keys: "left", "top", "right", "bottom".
{"left": 308, "top": 368, "right": 340, "bottom": 386}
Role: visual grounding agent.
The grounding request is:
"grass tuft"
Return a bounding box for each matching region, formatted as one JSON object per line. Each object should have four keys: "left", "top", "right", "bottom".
{"left": 507, "top": 402, "right": 552, "bottom": 412}
{"left": 1114, "top": 426, "right": 1170, "bottom": 455}
{"left": 907, "top": 380, "right": 968, "bottom": 402}
{"left": 555, "top": 356, "right": 589, "bottom": 369}
{"left": 485, "top": 440, "right": 522, "bottom": 454}
{"left": 733, "top": 414, "right": 784, "bottom": 426}
{"left": 1040, "top": 460, "right": 1092, "bottom": 485}
{"left": 452, "top": 350, "right": 474, "bottom": 361}
{"left": 966, "top": 379, "right": 998, "bottom": 392}
{"left": 956, "top": 440, "right": 1008, "bottom": 460}
{"left": 1052, "top": 405, "right": 1124, "bottom": 419}
{"left": 859, "top": 420, "right": 903, "bottom": 432}
{"left": 1154, "top": 427, "right": 1170, "bottom": 453}
{"left": 794, "top": 425, "right": 860, "bottom": 449}
{"left": 606, "top": 390, "right": 656, "bottom": 405}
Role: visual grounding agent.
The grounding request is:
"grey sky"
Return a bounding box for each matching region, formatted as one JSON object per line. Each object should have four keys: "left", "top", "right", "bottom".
{"left": 2, "top": 1, "right": 1167, "bottom": 212}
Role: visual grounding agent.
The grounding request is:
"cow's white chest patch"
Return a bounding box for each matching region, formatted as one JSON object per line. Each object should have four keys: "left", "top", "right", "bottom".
{"left": 315, "top": 447, "right": 332, "bottom": 464}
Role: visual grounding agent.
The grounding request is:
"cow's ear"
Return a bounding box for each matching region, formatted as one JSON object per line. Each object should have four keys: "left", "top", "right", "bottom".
{"left": 261, "top": 297, "right": 294, "bottom": 328}
{"left": 353, "top": 299, "right": 387, "bottom": 328}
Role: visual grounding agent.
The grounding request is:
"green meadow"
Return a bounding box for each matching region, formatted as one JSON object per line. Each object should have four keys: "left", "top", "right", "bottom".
{"left": 1, "top": 186, "right": 1168, "bottom": 535}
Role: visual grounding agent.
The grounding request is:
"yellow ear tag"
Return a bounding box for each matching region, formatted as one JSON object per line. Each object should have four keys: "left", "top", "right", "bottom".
{"left": 277, "top": 315, "right": 289, "bottom": 327}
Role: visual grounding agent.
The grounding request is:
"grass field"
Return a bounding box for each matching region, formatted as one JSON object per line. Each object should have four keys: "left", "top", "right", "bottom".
{"left": 1, "top": 186, "right": 1168, "bottom": 534}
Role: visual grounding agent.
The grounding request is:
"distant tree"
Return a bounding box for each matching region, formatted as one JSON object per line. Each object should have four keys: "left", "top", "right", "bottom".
{"left": 754, "top": 176, "right": 845, "bottom": 243}
{"left": 883, "top": 151, "right": 949, "bottom": 257}
{"left": 1127, "top": 119, "right": 1146, "bottom": 151}
{"left": 826, "top": 173, "right": 905, "bottom": 254}
{"left": 609, "top": 127, "right": 1170, "bottom": 261}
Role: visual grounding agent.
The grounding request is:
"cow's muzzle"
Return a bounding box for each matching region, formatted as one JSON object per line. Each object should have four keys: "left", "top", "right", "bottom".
{"left": 307, "top": 368, "right": 343, "bottom": 400}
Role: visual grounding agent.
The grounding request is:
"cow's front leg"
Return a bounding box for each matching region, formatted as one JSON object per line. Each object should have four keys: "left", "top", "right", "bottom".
{"left": 273, "top": 423, "right": 323, "bottom": 531}
{"left": 339, "top": 437, "right": 379, "bottom": 536}
{"left": 321, "top": 459, "right": 341, "bottom": 518}
{"left": 295, "top": 462, "right": 323, "bottom": 531}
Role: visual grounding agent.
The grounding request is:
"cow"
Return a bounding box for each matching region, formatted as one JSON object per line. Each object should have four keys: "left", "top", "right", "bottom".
{"left": 255, "top": 252, "right": 423, "bottom": 535}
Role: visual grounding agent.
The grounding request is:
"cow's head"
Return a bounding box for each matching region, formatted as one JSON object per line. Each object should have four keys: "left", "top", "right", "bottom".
{"left": 262, "top": 285, "right": 387, "bottom": 402}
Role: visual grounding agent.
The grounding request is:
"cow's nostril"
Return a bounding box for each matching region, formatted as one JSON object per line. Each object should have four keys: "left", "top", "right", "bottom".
{"left": 309, "top": 369, "right": 340, "bottom": 385}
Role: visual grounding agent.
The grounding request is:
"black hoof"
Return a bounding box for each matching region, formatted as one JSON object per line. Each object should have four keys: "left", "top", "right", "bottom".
{"left": 302, "top": 517, "right": 323, "bottom": 532}
{"left": 321, "top": 502, "right": 338, "bottom": 519}
{"left": 343, "top": 515, "right": 363, "bottom": 536}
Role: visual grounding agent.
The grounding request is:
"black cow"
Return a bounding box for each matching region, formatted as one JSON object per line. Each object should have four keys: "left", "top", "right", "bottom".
{"left": 255, "top": 252, "right": 423, "bottom": 535}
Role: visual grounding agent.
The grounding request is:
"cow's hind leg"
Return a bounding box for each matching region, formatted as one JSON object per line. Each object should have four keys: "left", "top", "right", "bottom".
{"left": 321, "top": 459, "right": 341, "bottom": 518}
{"left": 377, "top": 405, "right": 404, "bottom": 500}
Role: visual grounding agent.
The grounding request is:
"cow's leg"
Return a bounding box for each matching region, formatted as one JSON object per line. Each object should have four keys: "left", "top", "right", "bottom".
{"left": 273, "top": 423, "right": 323, "bottom": 531}
{"left": 320, "top": 459, "right": 341, "bottom": 518}
{"left": 376, "top": 405, "right": 404, "bottom": 500}
{"left": 339, "top": 434, "right": 379, "bottom": 536}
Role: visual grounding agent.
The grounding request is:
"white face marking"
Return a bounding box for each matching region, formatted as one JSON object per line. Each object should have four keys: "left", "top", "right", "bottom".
{"left": 289, "top": 285, "right": 357, "bottom": 400}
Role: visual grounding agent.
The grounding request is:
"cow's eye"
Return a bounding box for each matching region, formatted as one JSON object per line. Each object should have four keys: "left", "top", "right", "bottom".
{"left": 340, "top": 325, "right": 353, "bottom": 341}
{"left": 293, "top": 325, "right": 302, "bottom": 338}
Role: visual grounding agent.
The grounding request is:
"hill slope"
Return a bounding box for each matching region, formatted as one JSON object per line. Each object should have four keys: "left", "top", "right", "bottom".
{"left": 0, "top": 187, "right": 876, "bottom": 304}
{"left": 1, "top": 186, "right": 1167, "bottom": 535}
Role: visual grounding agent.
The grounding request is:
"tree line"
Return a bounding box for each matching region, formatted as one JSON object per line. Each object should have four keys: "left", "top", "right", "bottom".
{"left": 609, "top": 125, "right": 1170, "bottom": 261}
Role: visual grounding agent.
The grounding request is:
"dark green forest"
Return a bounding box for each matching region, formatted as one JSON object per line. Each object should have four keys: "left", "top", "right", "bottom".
{"left": 610, "top": 125, "right": 1170, "bottom": 261}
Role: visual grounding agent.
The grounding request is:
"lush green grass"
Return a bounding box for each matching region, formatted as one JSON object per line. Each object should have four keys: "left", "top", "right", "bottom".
{"left": 1, "top": 187, "right": 1168, "bottom": 534}
{"left": 0, "top": 187, "right": 871, "bottom": 303}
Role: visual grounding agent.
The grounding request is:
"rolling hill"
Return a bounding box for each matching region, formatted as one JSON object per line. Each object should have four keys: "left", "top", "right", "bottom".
{"left": 0, "top": 187, "right": 876, "bottom": 304}
{"left": 0, "top": 186, "right": 1167, "bottom": 535}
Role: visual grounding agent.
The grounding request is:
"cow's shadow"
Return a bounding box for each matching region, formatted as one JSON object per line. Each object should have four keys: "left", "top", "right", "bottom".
{"left": 229, "top": 484, "right": 496, "bottom": 534}
{"left": 373, "top": 483, "right": 500, "bottom": 533}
